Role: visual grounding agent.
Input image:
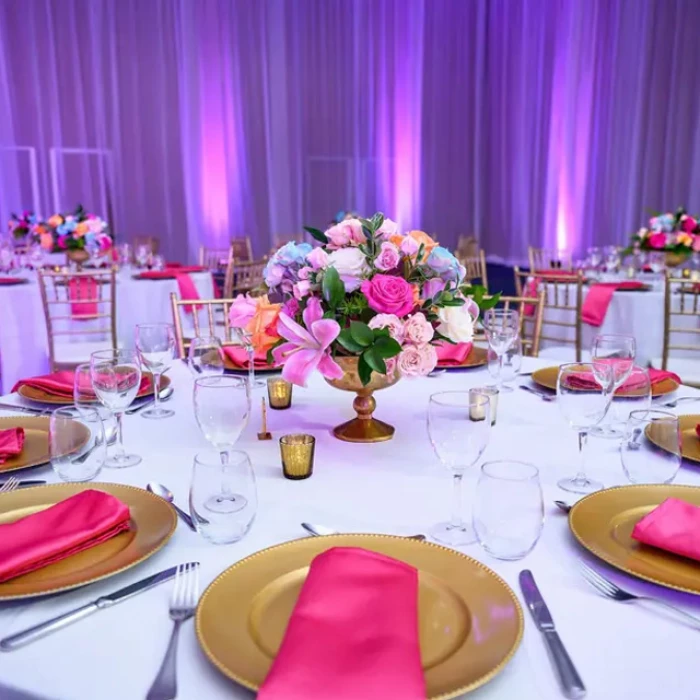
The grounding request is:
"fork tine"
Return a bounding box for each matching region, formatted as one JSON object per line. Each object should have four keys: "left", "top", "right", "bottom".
{"left": 580, "top": 562, "right": 618, "bottom": 597}
{"left": 171, "top": 564, "right": 184, "bottom": 608}
{"left": 580, "top": 562, "right": 618, "bottom": 593}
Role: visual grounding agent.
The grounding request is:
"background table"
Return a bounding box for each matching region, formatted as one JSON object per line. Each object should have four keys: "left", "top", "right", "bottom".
{"left": 0, "top": 271, "right": 214, "bottom": 393}
{"left": 1, "top": 360, "right": 700, "bottom": 699}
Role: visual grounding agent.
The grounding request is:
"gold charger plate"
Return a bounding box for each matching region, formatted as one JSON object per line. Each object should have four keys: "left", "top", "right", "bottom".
{"left": 570, "top": 484, "right": 700, "bottom": 595}
{"left": 196, "top": 534, "right": 523, "bottom": 699}
{"left": 17, "top": 372, "right": 170, "bottom": 406}
{"left": 531, "top": 366, "right": 679, "bottom": 398}
{"left": 0, "top": 482, "right": 176, "bottom": 600}
{"left": 437, "top": 345, "right": 489, "bottom": 370}
{"left": 645, "top": 414, "right": 700, "bottom": 464}
{"left": 0, "top": 416, "right": 89, "bottom": 473}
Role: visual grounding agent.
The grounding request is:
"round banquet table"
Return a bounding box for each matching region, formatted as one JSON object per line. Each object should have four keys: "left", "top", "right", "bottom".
{"left": 0, "top": 271, "right": 214, "bottom": 394}
{"left": 1, "top": 360, "right": 700, "bottom": 699}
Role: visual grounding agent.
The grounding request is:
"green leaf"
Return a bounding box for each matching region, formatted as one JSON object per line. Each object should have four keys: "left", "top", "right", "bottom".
{"left": 322, "top": 266, "right": 345, "bottom": 309}
{"left": 359, "top": 218, "right": 374, "bottom": 232}
{"left": 358, "top": 356, "right": 373, "bottom": 386}
{"left": 303, "top": 226, "right": 329, "bottom": 245}
{"left": 480, "top": 293, "right": 501, "bottom": 311}
{"left": 362, "top": 347, "right": 387, "bottom": 375}
{"left": 373, "top": 335, "right": 401, "bottom": 359}
{"left": 372, "top": 326, "right": 390, "bottom": 339}
{"left": 350, "top": 321, "right": 373, "bottom": 347}
{"left": 441, "top": 298, "right": 466, "bottom": 306}
{"left": 416, "top": 242, "right": 425, "bottom": 263}
{"left": 337, "top": 328, "right": 365, "bottom": 353}
{"left": 371, "top": 212, "right": 385, "bottom": 230}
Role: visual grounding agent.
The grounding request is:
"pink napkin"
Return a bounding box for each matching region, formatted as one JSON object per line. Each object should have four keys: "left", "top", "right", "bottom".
{"left": 566, "top": 367, "right": 681, "bottom": 393}
{"left": 12, "top": 371, "right": 152, "bottom": 398}
{"left": 581, "top": 281, "right": 646, "bottom": 326}
{"left": 68, "top": 277, "right": 99, "bottom": 318}
{"left": 174, "top": 273, "right": 202, "bottom": 314}
{"left": 223, "top": 346, "right": 277, "bottom": 369}
{"left": 137, "top": 266, "right": 205, "bottom": 279}
{"left": 0, "top": 489, "right": 131, "bottom": 582}
{"left": 258, "top": 547, "right": 426, "bottom": 700}
{"left": 632, "top": 498, "right": 700, "bottom": 561}
{"left": 523, "top": 271, "right": 579, "bottom": 315}
{"left": 0, "top": 428, "right": 24, "bottom": 464}
{"left": 435, "top": 341, "right": 473, "bottom": 366}
{"left": 0, "top": 277, "right": 24, "bottom": 285}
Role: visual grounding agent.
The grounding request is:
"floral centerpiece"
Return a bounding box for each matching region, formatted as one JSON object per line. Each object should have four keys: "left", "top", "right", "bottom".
{"left": 40, "top": 204, "right": 112, "bottom": 256}
{"left": 625, "top": 208, "right": 700, "bottom": 265}
{"left": 229, "top": 212, "right": 497, "bottom": 442}
{"left": 7, "top": 211, "right": 39, "bottom": 244}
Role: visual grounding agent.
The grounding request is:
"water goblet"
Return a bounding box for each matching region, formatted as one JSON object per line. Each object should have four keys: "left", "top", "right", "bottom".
{"left": 188, "top": 336, "right": 225, "bottom": 377}
{"left": 487, "top": 337, "right": 522, "bottom": 392}
{"left": 482, "top": 309, "right": 519, "bottom": 391}
{"left": 50, "top": 406, "right": 106, "bottom": 482}
{"left": 233, "top": 328, "right": 266, "bottom": 389}
{"left": 135, "top": 323, "right": 175, "bottom": 419}
{"left": 621, "top": 410, "right": 681, "bottom": 484}
{"left": 90, "top": 349, "right": 143, "bottom": 468}
{"left": 135, "top": 244, "right": 150, "bottom": 268}
{"left": 74, "top": 363, "right": 118, "bottom": 447}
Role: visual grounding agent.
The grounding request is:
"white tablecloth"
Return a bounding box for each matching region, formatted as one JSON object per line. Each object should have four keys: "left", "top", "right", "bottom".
{"left": 0, "top": 271, "right": 214, "bottom": 393}
{"left": 1, "top": 360, "right": 700, "bottom": 699}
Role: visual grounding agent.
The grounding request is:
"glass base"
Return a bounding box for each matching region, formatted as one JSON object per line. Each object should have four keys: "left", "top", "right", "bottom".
{"left": 590, "top": 424, "right": 624, "bottom": 440}
{"left": 141, "top": 407, "right": 175, "bottom": 420}
{"left": 249, "top": 379, "right": 265, "bottom": 389}
{"left": 557, "top": 476, "right": 603, "bottom": 494}
{"left": 204, "top": 493, "right": 248, "bottom": 514}
{"left": 499, "top": 384, "right": 515, "bottom": 393}
{"left": 430, "top": 520, "right": 476, "bottom": 546}
{"left": 105, "top": 453, "right": 142, "bottom": 468}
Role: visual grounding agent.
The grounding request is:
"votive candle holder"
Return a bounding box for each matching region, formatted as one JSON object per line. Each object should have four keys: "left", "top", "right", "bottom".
{"left": 469, "top": 386, "right": 499, "bottom": 425}
{"left": 268, "top": 378, "right": 293, "bottom": 410}
{"left": 280, "top": 434, "right": 315, "bottom": 480}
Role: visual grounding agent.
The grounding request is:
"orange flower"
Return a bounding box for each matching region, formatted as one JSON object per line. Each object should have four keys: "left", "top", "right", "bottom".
{"left": 412, "top": 284, "right": 421, "bottom": 305}
{"left": 75, "top": 222, "right": 89, "bottom": 236}
{"left": 406, "top": 230, "right": 438, "bottom": 256}
{"left": 47, "top": 215, "right": 62, "bottom": 228}
{"left": 245, "top": 295, "right": 282, "bottom": 351}
{"left": 40, "top": 232, "right": 54, "bottom": 250}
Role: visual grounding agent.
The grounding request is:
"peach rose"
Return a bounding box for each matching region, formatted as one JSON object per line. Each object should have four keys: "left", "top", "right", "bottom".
{"left": 75, "top": 222, "right": 88, "bottom": 236}
{"left": 40, "top": 232, "right": 54, "bottom": 250}
{"left": 405, "top": 230, "right": 438, "bottom": 257}
{"left": 47, "top": 215, "right": 62, "bottom": 228}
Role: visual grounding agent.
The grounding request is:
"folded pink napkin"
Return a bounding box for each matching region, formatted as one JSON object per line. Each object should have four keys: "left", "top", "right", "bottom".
{"left": 258, "top": 547, "right": 426, "bottom": 700}
{"left": 68, "top": 277, "right": 99, "bottom": 318}
{"left": 223, "top": 346, "right": 277, "bottom": 369}
{"left": 632, "top": 498, "right": 700, "bottom": 561}
{"left": 566, "top": 367, "right": 681, "bottom": 393}
{"left": 0, "top": 277, "right": 24, "bottom": 285}
{"left": 137, "top": 266, "right": 205, "bottom": 279}
{"left": 0, "top": 489, "right": 131, "bottom": 582}
{"left": 0, "top": 428, "right": 24, "bottom": 464}
{"left": 12, "top": 371, "right": 152, "bottom": 398}
{"left": 435, "top": 341, "right": 473, "bottom": 366}
{"left": 582, "top": 281, "right": 646, "bottom": 326}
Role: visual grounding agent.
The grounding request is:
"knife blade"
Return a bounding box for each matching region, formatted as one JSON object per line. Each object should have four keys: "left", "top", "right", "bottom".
{"left": 519, "top": 570, "right": 586, "bottom": 699}
{"left": 0, "top": 562, "right": 199, "bottom": 651}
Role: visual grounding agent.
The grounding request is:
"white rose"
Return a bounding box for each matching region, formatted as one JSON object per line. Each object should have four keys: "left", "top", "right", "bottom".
{"left": 328, "top": 247, "right": 369, "bottom": 292}
{"left": 436, "top": 305, "right": 475, "bottom": 343}
{"left": 377, "top": 217, "right": 399, "bottom": 239}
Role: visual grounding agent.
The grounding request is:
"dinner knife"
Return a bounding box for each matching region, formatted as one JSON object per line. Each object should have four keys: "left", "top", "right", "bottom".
{"left": 519, "top": 570, "right": 586, "bottom": 699}
{"left": 0, "top": 562, "right": 198, "bottom": 651}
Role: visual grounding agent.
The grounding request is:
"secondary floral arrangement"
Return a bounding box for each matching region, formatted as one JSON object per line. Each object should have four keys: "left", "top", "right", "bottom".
{"left": 229, "top": 213, "right": 497, "bottom": 387}
{"left": 38, "top": 204, "right": 112, "bottom": 253}
{"left": 7, "top": 211, "right": 39, "bottom": 241}
{"left": 626, "top": 207, "right": 700, "bottom": 255}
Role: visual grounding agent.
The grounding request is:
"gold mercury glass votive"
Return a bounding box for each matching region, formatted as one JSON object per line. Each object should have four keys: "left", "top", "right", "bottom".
{"left": 280, "top": 434, "right": 315, "bottom": 480}
{"left": 469, "top": 387, "right": 499, "bottom": 425}
{"left": 267, "top": 378, "right": 293, "bottom": 410}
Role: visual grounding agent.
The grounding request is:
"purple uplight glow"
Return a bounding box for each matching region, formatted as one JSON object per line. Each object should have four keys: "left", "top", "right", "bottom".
{"left": 199, "top": 125, "right": 231, "bottom": 244}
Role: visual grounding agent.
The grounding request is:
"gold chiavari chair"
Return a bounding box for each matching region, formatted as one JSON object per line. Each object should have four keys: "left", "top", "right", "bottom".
{"left": 37, "top": 268, "right": 117, "bottom": 372}
{"left": 223, "top": 257, "right": 267, "bottom": 298}
{"left": 272, "top": 233, "right": 305, "bottom": 251}
{"left": 528, "top": 246, "right": 573, "bottom": 271}
{"left": 513, "top": 267, "right": 584, "bottom": 361}
{"left": 494, "top": 291, "right": 546, "bottom": 357}
{"left": 458, "top": 249, "right": 489, "bottom": 291}
{"left": 133, "top": 236, "right": 160, "bottom": 254}
{"left": 456, "top": 235, "right": 478, "bottom": 259}
{"left": 231, "top": 237, "right": 253, "bottom": 262}
{"left": 199, "top": 245, "right": 232, "bottom": 270}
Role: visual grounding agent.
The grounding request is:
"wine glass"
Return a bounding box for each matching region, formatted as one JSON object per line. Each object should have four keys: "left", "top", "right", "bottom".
{"left": 587, "top": 246, "right": 602, "bottom": 271}
{"left": 557, "top": 362, "right": 613, "bottom": 493}
{"left": 604, "top": 366, "right": 652, "bottom": 437}
{"left": 73, "top": 363, "right": 118, "bottom": 448}
{"left": 117, "top": 243, "right": 132, "bottom": 268}
{"left": 50, "top": 406, "right": 106, "bottom": 482}
{"left": 27, "top": 243, "right": 44, "bottom": 270}
{"left": 621, "top": 410, "right": 681, "bottom": 485}
{"left": 482, "top": 309, "right": 519, "bottom": 390}
{"left": 591, "top": 334, "right": 636, "bottom": 438}
{"left": 135, "top": 244, "right": 150, "bottom": 268}
{"left": 135, "top": 323, "right": 175, "bottom": 419}
{"left": 90, "top": 349, "right": 143, "bottom": 468}
{"left": 233, "top": 328, "right": 265, "bottom": 389}
{"left": 427, "top": 392, "right": 492, "bottom": 545}
{"left": 487, "top": 337, "right": 522, "bottom": 392}
{"left": 603, "top": 245, "right": 621, "bottom": 274}
{"left": 188, "top": 336, "right": 225, "bottom": 377}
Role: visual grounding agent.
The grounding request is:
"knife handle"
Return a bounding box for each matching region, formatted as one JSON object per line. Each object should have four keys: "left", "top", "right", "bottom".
{"left": 542, "top": 630, "right": 586, "bottom": 699}
{"left": 0, "top": 602, "right": 100, "bottom": 651}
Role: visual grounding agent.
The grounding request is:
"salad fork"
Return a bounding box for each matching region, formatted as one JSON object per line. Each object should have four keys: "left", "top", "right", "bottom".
{"left": 0, "top": 477, "right": 20, "bottom": 493}
{"left": 146, "top": 562, "right": 200, "bottom": 700}
{"left": 580, "top": 561, "right": 700, "bottom": 628}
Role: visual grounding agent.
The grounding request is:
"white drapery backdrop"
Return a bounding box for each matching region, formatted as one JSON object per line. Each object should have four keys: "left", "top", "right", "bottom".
{"left": 0, "top": 0, "right": 699, "bottom": 262}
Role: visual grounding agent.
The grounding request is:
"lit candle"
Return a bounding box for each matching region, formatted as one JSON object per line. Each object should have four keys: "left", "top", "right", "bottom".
{"left": 469, "top": 387, "right": 499, "bottom": 425}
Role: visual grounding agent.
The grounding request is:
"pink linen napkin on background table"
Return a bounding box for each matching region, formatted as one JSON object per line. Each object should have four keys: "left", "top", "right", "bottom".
{"left": 258, "top": 547, "right": 426, "bottom": 700}
{"left": 0, "top": 277, "right": 24, "bottom": 285}
{"left": 632, "top": 498, "right": 700, "bottom": 561}
{"left": 11, "top": 371, "right": 152, "bottom": 398}
{"left": 581, "top": 281, "right": 646, "bottom": 326}
{"left": 0, "top": 489, "right": 131, "bottom": 582}
{"left": 138, "top": 267, "right": 206, "bottom": 314}
{"left": 223, "top": 346, "right": 278, "bottom": 369}
{"left": 566, "top": 367, "right": 681, "bottom": 393}
{"left": 68, "top": 277, "right": 99, "bottom": 318}
{"left": 0, "top": 428, "right": 24, "bottom": 464}
{"left": 435, "top": 341, "right": 473, "bottom": 366}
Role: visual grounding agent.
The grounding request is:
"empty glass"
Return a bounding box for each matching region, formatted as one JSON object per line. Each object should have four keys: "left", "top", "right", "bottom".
{"left": 135, "top": 244, "right": 151, "bottom": 268}
{"left": 189, "top": 449, "right": 257, "bottom": 543}
{"left": 603, "top": 366, "right": 652, "bottom": 437}
{"left": 487, "top": 337, "right": 522, "bottom": 392}
{"left": 587, "top": 246, "right": 603, "bottom": 271}
{"left": 135, "top": 323, "right": 175, "bottom": 419}
{"left": 233, "top": 328, "right": 266, "bottom": 389}
{"left": 188, "top": 336, "right": 225, "bottom": 377}
{"left": 50, "top": 406, "right": 106, "bottom": 482}
{"left": 193, "top": 376, "right": 250, "bottom": 453}
{"left": 603, "top": 245, "right": 621, "bottom": 273}
{"left": 90, "top": 349, "right": 143, "bottom": 468}
{"left": 117, "top": 243, "right": 132, "bottom": 268}
{"left": 427, "top": 392, "right": 492, "bottom": 545}
{"left": 474, "top": 461, "right": 544, "bottom": 560}
{"left": 621, "top": 410, "right": 681, "bottom": 484}
{"left": 482, "top": 309, "right": 519, "bottom": 390}
{"left": 557, "top": 362, "right": 613, "bottom": 493}
{"left": 73, "top": 363, "right": 118, "bottom": 448}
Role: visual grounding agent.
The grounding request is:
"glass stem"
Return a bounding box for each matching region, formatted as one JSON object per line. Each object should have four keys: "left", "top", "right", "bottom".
{"left": 115, "top": 412, "right": 126, "bottom": 458}
{"left": 153, "top": 372, "right": 161, "bottom": 411}
{"left": 220, "top": 449, "right": 233, "bottom": 498}
{"left": 497, "top": 354, "right": 504, "bottom": 389}
{"left": 575, "top": 431, "right": 589, "bottom": 484}
{"left": 450, "top": 473, "right": 464, "bottom": 528}
{"left": 247, "top": 346, "right": 255, "bottom": 388}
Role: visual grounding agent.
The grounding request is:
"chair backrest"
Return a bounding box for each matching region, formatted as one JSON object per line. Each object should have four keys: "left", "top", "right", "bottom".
{"left": 662, "top": 274, "right": 700, "bottom": 369}
{"left": 528, "top": 246, "right": 573, "bottom": 271}
{"left": 231, "top": 237, "right": 253, "bottom": 262}
{"left": 458, "top": 249, "right": 488, "bottom": 291}
{"left": 272, "top": 233, "right": 305, "bottom": 251}
{"left": 223, "top": 257, "right": 267, "bottom": 298}
{"left": 199, "top": 245, "right": 231, "bottom": 270}
{"left": 495, "top": 291, "right": 546, "bottom": 357}
{"left": 37, "top": 268, "right": 117, "bottom": 371}
{"left": 456, "top": 235, "right": 478, "bottom": 259}
{"left": 513, "top": 266, "right": 583, "bottom": 361}
{"left": 133, "top": 236, "right": 160, "bottom": 254}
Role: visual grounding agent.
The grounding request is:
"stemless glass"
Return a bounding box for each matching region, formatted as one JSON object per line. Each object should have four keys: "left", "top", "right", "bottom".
{"left": 482, "top": 309, "right": 519, "bottom": 390}
{"left": 621, "top": 410, "right": 681, "bottom": 484}
{"left": 488, "top": 337, "right": 522, "bottom": 392}
{"left": 233, "top": 328, "right": 266, "bottom": 390}
{"left": 557, "top": 362, "right": 613, "bottom": 493}
{"left": 90, "top": 349, "right": 143, "bottom": 468}
{"left": 73, "top": 363, "right": 118, "bottom": 448}
{"left": 473, "top": 461, "right": 544, "bottom": 560}
{"left": 135, "top": 323, "right": 175, "bottom": 419}
{"left": 50, "top": 406, "right": 106, "bottom": 482}
{"left": 427, "top": 392, "right": 491, "bottom": 546}
{"left": 189, "top": 450, "right": 257, "bottom": 543}
{"left": 188, "top": 336, "right": 225, "bottom": 377}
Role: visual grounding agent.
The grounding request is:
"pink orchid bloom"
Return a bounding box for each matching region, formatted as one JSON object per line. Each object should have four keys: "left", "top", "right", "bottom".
{"left": 273, "top": 297, "right": 344, "bottom": 387}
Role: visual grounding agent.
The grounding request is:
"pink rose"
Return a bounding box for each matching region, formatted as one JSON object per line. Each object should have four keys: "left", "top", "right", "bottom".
{"left": 298, "top": 266, "right": 312, "bottom": 280}
{"left": 681, "top": 215, "right": 698, "bottom": 233}
{"left": 400, "top": 236, "right": 419, "bottom": 257}
{"left": 693, "top": 235, "right": 700, "bottom": 253}
{"left": 229, "top": 294, "right": 256, "bottom": 328}
{"left": 377, "top": 218, "right": 399, "bottom": 240}
{"left": 361, "top": 274, "right": 415, "bottom": 317}
{"left": 325, "top": 219, "right": 365, "bottom": 249}
{"left": 384, "top": 357, "right": 397, "bottom": 377}
{"left": 282, "top": 297, "right": 300, "bottom": 317}
{"left": 397, "top": 344, "right": 437, "bottom": 377}
{"left": 648, "top": 232, "right": 667, "bottom": 250}
{"left": 374, "top": 242, "right": 401, "bottom": 271}
{"left": 293, "top": 280, "right": 311, "bottom": 299}
{"left": 368, "top": 313, "right": 405, "bottom": 343}
{"left": 403, "top": 313, "right": 434, "bottom": 345}
{"left": 307, "top": 247, "right": 329, "bottom": 270}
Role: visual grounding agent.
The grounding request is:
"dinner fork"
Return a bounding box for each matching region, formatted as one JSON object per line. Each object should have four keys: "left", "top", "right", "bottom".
{"left": 519, "top": 384, "right": 556, "bottom": 402}
{"left": 0, "top": 477, "right": 20, "bottom": 493}
{"left": 580, "top": 561, "right": 700, "bottom": 628}
{"left": 146, "top": 562, "right": 200, "bottom": 700}
{"left": 657, "top": 396, "right": 700, "bottom": 409}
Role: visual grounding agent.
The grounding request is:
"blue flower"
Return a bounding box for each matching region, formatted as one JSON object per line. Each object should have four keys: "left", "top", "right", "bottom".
{"left": 650, "top": 214, "right": 674, "bottom": 233}
{"left": 426, "top": 246, "right": 463, "bottom": 282}
{"left": 56, "top": 223, "right": 69, "bottom": 235}
{"left": 274, "top": 241, "right": 312, "bottom": 267}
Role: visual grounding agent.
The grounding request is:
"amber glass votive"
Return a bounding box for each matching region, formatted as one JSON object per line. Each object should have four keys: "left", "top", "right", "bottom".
{"left": 267, "top": 378, "right": 293, "bottom": 410}
{"left": 469, "top": 387, "right": 499, "bottom": 425}
{"left": 280, "top": 434, "right": 315, "bottom": 480}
